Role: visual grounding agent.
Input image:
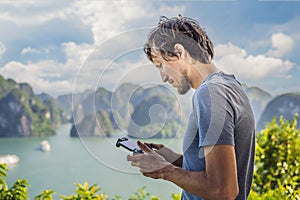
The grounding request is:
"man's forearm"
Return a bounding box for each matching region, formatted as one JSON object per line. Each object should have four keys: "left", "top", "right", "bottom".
{"left": 160, "top": 164, "right": 237, "bottom": 200}
{"left": 158, "top": 145, "right": 239, "bottom": 200}
{"left": 160, "top": 164, "right": 213, "bottom": 199}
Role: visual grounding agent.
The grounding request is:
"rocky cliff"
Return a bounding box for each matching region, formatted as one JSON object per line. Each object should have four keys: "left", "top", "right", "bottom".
{"left": 0, "top": 75, "right": 65, "bottom": 137}
{"left": 128, "top": 94, "right": 182, "bottom": 138}
{"left": 244, "top": 86, "right": 272, "bottom": 122}
{"left": 257, "top": 93, "right": 300, "bottom": 131}
{"left": 69, "top": 83, "right": 185, "bottom": 138}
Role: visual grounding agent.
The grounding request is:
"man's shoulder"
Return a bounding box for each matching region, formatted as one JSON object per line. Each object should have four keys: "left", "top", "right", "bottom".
{"left": 194, "top": 80, "right": 227, "bottom": 101}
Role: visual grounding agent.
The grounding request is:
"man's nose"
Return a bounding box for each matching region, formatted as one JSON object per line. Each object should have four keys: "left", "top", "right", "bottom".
{"left": 160, "top": 70, "right": 169, "bottom": 82}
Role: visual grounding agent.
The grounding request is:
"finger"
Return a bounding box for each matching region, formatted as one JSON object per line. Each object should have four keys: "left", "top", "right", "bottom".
{"left": 140, "top": 168, "right": 154, "bottom": 174}
{"left": 127, "top": 155, "right": 136, "bottom": 161}
{"left": 144, "top": 143, "right": 164, "bottom": 150}
{"left": 131, "top": 162, "right": 139, "bottom": 167}
{"left": 144, "top": 142, "right": 154, "bottom": 149}
{"left": 137, "top": 141, "right": 153, "bottom": 153}
{"left": 132, "top": 152, "right": 139, "bottom": 156}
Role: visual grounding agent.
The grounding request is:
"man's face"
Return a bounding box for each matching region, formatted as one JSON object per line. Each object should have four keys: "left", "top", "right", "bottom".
{"left": 151, "top": 53, "right": 191, "bottom": 95}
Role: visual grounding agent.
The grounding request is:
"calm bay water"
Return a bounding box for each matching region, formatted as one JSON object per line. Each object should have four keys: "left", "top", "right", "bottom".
{"left": 0, "top": 124, "right": 182, "bottom": 199}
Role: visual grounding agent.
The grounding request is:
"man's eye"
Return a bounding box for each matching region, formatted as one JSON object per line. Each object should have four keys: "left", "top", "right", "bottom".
{"left": 156, "top": 64, "right": 162, "bottom": 68}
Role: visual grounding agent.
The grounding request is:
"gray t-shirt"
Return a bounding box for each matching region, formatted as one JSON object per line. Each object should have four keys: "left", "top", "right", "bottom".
{"left": 181, "top": 72, "right": 255, "bottom": 200}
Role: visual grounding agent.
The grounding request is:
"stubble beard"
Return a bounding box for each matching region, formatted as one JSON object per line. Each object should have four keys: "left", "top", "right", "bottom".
{"left": 177, "top": 74, "right": 192, "bottom": 95}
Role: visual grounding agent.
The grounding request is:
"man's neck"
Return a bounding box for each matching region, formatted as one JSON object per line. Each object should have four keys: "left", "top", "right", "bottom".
{"left": 188, "top": 61, "right": 220, "bottom": 89}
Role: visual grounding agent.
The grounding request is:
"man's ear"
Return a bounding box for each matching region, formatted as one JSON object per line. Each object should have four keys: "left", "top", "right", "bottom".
{"left": 174, "top": 44, "right": 185, "bottom": 58}
{"left": 174, "top": 43, "right": 194, "bottom": 63}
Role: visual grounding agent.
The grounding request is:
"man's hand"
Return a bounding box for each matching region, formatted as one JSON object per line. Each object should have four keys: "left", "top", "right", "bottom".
{"left": 127, "top": 141, "right": 172, "bottom": 179}
{"left": 144, "top": 142, "right": 183, "bottom": 167}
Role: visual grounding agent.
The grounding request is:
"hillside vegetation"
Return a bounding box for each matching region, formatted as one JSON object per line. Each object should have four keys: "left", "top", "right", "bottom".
{"left": 0, "top": 76, "right": 65, "bottom": 137}
{"left": 69, "top": 83, "right": 185, "bottom": 138}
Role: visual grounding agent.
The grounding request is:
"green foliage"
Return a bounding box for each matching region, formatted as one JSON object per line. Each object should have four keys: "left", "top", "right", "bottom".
{"left": 61, "top": 182, "right": 108, "bottom": 200}
{"left": 252, "top": 114, "right": 300, "bottom": 199}
{"left": 171, "top": 193, "right": 181, "bottom": 200}
{"left": 71, "top": 110, "right": 115, "bottom": 137}
{"left": 5, "top": 179, "right": 30, "bottom": 200}
{"left": 160, "top": 120, "right": 180, "bottom": 138}
{"left": 0, "top": 164, "right": 30, "bottom": 200}
{"left": 1, "top": 163, "right": 189, "bottom": 200}
{"left": 34, "top": 189, "right": 55, "bottom": 200}
{"left": 249, "top": 185, "right": 300, "bottom": 200}
{"left": 127, "top": 188, "right": 180, "bottom": 200}
{"left": 43, "top": 98, "right": 63, "bottom": 126}
{"left": 128, "top": 187, "right": 161, "bottom": 200}
{"left": 97, "top": 110, "right": 114, "bottom": 137}
{"left": 0, "top": 75, "right": 16, "bottom": 99}
{"left": 31, "top": 98, "right": 56, "bottom": 137}
{"left": 0, "top": 76, "right": 65, "bottom": 137}
{"left": 0, "top": 164, "right": 8, "bottom": 190}
{"left": 128, "top": 187, "right": 150, "bottom": 200}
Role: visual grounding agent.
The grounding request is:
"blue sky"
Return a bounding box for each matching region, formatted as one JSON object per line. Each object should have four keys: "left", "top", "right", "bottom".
{"left": 0, "top": 0, "right": 299, "bottom": 97}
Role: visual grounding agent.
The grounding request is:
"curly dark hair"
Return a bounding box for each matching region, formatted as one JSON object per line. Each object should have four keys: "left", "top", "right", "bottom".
{"left": 144, "top": 15, "right": 214, "bottom": 64}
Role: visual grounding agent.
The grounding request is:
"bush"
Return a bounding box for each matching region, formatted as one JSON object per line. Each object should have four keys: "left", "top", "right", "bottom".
{"left": 0, "top": 164, "right": 30, "bottom": 200}
{"left": 251, "top": 115, "right": 300, "bottom": 199}
{"left": 61, "top": 182, "right": 107, "bottom": 200}
{"left": 34, "top": 189, "right": 55, "bottom": 200}
{"left": 0, "top": 163, "right": 180, "bottom": 200}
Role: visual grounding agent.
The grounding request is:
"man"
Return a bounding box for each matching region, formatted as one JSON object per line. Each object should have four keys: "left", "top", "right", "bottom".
{"left": 127, "top": 15, "right": 255, "bottom": 200}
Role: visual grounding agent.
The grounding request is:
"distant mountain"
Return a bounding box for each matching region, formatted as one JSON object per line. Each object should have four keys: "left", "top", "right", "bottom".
{"left": 70, "top": 110, "right": 114, "bottom": 137}
{"left": 244, "top": 86, "right": 272, "bottom": 122}
{"left": 36, "top": 93, "right": 53, "bottom": 101}
{"left": 37, "top": 93, "right": 69, "bottom": 126}
{"left": 70, "top": 83, "right": 186, "bottom": 138}
{"left": 70, "top": 83, "right": 277, "bottom": 138}
{"left": 0, "top": 75, "right": 64, "bottom": 137}
{"left": 257, "top": 93, "right": 300, "bottom": 131}
{"left": 128, "top": 94, "right": 182, "bottom": 138}
{"left": 0, "top": 77, "right": 17, "bottom": 99}
{"left": 56, "top": 89, "right": 93, "bottom": 118}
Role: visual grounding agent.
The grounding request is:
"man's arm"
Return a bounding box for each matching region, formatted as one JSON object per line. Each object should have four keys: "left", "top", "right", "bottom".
{"left": 128, "top": 143, "right": 239, "bottom": 200}
{"left": 163, "top": 145, "right": 238, "bottom": 200}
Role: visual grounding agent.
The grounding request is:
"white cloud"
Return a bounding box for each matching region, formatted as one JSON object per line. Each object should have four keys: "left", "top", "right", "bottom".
{"left": 0, "top": 0, "right": 187, "bottom": 97}
{"left": 0, "top": 1, "right": 49, "bottom": 6}
{"left": 0, "top": 0, "right": 186, "bottom": 51}
{"left": 214, "top": 42, "right": 294, "bottom": 80}
{"left": 267, "top": 33, "right": 294, "bottom": 57}
{"left": 71, "top": 48, "right": 161, "bottom": 94}
{"left": 62, "top": 42, "right": 95, "bottom": 66}
{"left": 0, "top": 41, "right": 158, "bottom": 97}
{"left": 0, "top": 60, "right": 75, "bottom": 96}
{"left": 214, "top": 42, "right": 246, "bottom": 58}
{"left": 70, "top": 0, "right": 154, "bottom": 44}
{"left": 0, "top": 1, "right": 72, "bottom": 26}
{"left": 21, "top": 47, "right": 49, "bottom": 55}
{"left": 0, "top": 41, "right": 5, "bottom": 59}
{"left": 0, "top": 41, "right": 91, "bottom": 96}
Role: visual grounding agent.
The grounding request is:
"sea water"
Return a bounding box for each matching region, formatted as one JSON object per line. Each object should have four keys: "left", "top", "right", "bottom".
{"left": 0, "top": 124, "right": 182, "bottom": 199}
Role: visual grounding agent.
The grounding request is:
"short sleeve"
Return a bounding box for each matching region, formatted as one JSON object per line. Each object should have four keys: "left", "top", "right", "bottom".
{"left": 192, "top": 83, "right": 235, "bottom": 147}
